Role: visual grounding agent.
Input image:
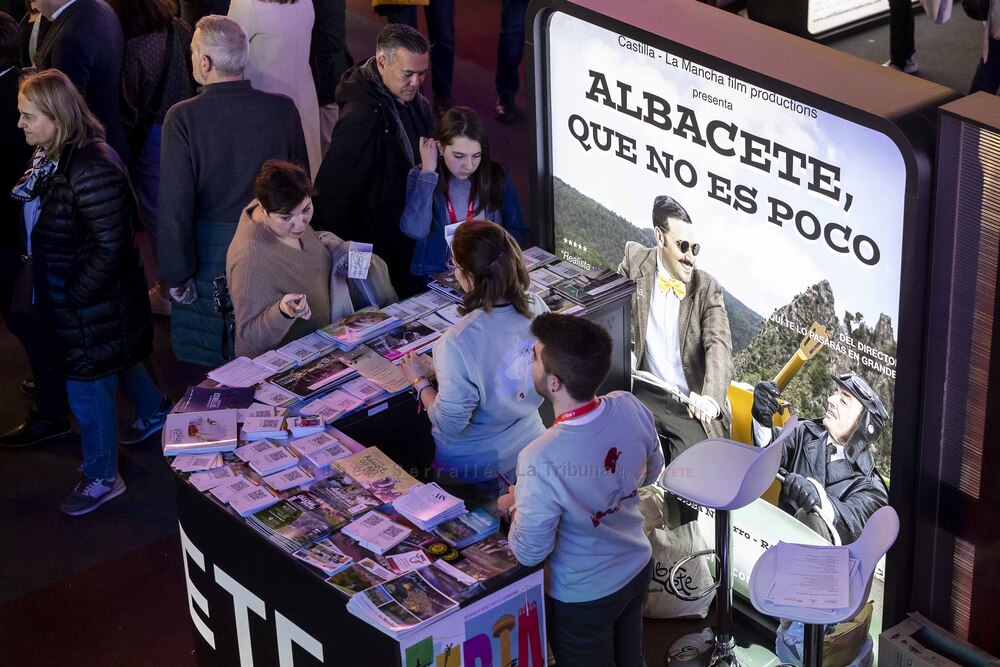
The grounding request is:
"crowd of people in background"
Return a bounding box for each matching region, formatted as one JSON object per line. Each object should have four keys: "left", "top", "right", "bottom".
{"left": 0, "top": 0, "right": 533, "bottom": 514}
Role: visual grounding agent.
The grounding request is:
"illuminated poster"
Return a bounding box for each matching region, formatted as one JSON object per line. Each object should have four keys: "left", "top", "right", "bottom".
{"left": 546, "top": 11, "right": 905, "bottom": 624}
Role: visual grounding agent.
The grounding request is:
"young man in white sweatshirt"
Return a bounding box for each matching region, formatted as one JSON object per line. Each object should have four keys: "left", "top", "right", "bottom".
{"left": 498, "top": 313, "right": 664, "bottom": 667}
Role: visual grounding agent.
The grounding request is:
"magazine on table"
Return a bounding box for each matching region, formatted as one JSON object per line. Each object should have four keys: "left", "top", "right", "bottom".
{"left": 253, "top": 349, "right": 298, "bottom": 374}
{"left": 207, "top": 357, "right": 275, "bottom": 387}
{"left": 246, "top": 496, "right": 339, "bottom": 552}
{"left": 248, "top": 446, "right": 299, "bottom": 476}
{"left": 342, "top": 510, "right": 412, "bottom": 555}
{"left": 553, "top": 267, "right": 632, "bottom": 305}
{"left": 163, "top": 410, "right": 239, "bottom": 455}
{"left": 311, "top": 471, "right": 383, "bottom": 518}
{"left": 332, "top": 447, "right": 421, "bottom": 504}
{"left": 335, "top": 346, "right": 410, "bottom": 394}
{"left": 319, "top": 308, "right": 402, "bottom": 347}
{"left": 433, "top": 508, "right": 500, "bottom": 548}
{"left": 269, "top": 354, "right": 354, "bottom": 399}
{"left": 293, "top": 537, "right": 353, "bottom": 576}
{"left": 452, "top": 535, "right": 520, "bottom": 583}
{"left": 253, "top": 382, "right": 299, "bottom": 409}
{"left": 170, "top": 452, "right": 224, "bottom": 473}
{"left": 392, "top": 483, "right": 466, "bottom": 531}
{"left": 175, "top": 386, "right": 256, "bottom": 413}
{"left": 367, "top": 322, "right": 441, "bottom": 362}
{"left": 346, "top": 569, "right": 459, "bottom": 638}
{"left": 327, "top": 559, "right": 397, "bottom": 597}
{"left": 521, "top": 246, "right": 557, "bottom": 270}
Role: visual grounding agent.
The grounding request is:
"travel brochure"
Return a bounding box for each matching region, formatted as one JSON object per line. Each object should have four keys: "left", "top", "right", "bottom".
{"left": 162, "top": 410, "right": 239, "bottom": 455}
{"left": 161, "top": 263, "right": 605, "bottom": 637}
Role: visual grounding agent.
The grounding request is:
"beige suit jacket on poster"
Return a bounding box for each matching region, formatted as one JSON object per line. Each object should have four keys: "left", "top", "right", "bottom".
{"left": 618, "top": 241, "right": 734, "bottom": 439}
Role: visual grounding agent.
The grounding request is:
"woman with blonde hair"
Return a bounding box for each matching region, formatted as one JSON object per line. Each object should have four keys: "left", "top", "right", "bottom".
{"left": 14, "top": 69, "right": 171, "bottom": 516}
{"left": 400, "top": 220, "right": 547, "bottom": 506}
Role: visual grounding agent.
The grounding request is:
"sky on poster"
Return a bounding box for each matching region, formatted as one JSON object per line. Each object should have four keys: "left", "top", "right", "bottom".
{"left": 548, "top": 12, "right": 905, "bottom": 327}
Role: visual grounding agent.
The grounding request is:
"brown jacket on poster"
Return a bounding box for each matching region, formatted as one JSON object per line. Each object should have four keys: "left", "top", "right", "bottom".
{"left": 618, "top": 241, "right": 733, "bottom": 439}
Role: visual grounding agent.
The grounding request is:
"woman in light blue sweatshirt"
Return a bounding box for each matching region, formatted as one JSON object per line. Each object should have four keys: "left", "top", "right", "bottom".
{"left": 399, "top": 107, "right": 529, "bottom": 283}
{"left": 401, "top": 221, "right": 547, "bottom": 506}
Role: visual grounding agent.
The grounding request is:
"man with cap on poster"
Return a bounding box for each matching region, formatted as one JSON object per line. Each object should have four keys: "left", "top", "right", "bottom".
{"left": 751, "top": 372, "right": 890, "bottom": 545}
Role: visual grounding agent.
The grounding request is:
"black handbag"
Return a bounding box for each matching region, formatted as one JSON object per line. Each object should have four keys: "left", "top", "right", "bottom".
{"left": 961, "top": 0, "right": 990, "bottom": 20}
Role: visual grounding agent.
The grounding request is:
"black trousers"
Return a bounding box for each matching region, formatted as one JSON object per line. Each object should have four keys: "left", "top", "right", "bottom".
{"left": 546, "top": 558, "right": 654, "bottom": 667}
{"left": 888, "top": 0, "right": 915, "bottom": 66}
{"left": 0, "top": 249, "right": 67, "bottom": 422}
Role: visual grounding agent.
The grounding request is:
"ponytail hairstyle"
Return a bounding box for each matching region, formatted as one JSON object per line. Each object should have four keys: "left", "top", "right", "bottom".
{"left": 451, "top": 219, "right": 531, "bottom": 317}
{"left": 433, "top": 106, "right": 506, "bottom": 214}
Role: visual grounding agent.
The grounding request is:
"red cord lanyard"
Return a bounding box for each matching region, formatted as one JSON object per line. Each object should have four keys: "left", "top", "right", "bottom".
{"left": 444, "top": 185, "right": 476, "bottom": 225}
{"left": 554, "top": 398, "right": 601, "bottom": 424}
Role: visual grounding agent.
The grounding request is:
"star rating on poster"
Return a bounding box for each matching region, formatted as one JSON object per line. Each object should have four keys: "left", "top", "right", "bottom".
{"left": 562, "top": 237, "right": 588, "bottom": 253}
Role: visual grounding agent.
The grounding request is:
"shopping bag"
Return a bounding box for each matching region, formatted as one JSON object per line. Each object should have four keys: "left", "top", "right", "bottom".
{"left": 920, "top": 0, "right": 953, "bottom": 24}
{"left": 775, "top": 602, "right": 874, "bottom": 667}
{"left": 640, "top": 486, "right": 715, "bottom": 619}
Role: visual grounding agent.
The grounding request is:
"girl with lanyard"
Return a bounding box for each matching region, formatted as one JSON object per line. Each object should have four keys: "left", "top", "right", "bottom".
{"left": 399, "top": 106, "right": 529, "bottom": 285}
{"left": 400, "top": 220, "right": 547, "bottom": 510}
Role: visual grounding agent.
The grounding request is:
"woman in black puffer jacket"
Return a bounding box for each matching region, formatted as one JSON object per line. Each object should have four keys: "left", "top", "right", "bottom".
{"left": 15, "top": 69, "right": 171, "bottom": 516}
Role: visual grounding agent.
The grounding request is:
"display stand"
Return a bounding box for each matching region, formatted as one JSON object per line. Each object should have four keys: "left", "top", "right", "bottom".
{"left": 177, "top": 477, "right": 545, "bottom": 667}
{"left": 173, "top": 393, "right": 546, "bottom": 667}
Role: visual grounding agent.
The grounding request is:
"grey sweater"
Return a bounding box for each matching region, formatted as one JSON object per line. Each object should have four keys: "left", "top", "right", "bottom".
{"left": 226, "top": 202, "right": 332, "bottom": 359}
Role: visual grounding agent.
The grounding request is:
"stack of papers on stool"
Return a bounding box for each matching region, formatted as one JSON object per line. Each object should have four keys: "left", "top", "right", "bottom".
{"left": 392, "top": 482, "right": 466, "bottom": 530}
{"left": 766, "top": 542, "right": 856, "bottom": 612}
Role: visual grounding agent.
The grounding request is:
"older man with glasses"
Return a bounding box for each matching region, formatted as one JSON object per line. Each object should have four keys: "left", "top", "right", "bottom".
{"left": 618, "top": 195, "right": 734, "bottom": 467}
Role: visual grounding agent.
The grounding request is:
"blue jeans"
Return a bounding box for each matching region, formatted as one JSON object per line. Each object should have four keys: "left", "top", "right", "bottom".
{"left": 388, "top": 0, "right": 455, "bottom": 98}
{"left": 66, "top": 362, "right": 163, "bottom": 479}
{"left": 496, "top": 0, "right": 529, "bottom": 102}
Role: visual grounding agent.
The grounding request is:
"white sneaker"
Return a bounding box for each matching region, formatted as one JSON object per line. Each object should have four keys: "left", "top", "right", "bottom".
{"left": 882, "top": 56, "right": 918, "bottom": 74}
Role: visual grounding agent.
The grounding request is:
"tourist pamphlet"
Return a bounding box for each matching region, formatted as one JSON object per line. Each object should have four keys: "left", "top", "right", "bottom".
{"left": 175, "top": 386, "right": 256, "bottom": 413}
{"left": 342, "top": 511, "right": 412, "bottom": 555}
{"left": 346, "top": 569, "right": 459, "bottom": 638}
{"left": 392, "top": 483, "right": 466, "bottom": 531}
{"left": 163, "top": 410, "right": 239, "bottom": 455}
{"left": 433, "top": 508, "right": 500, "bottom": 548}
{"left": 207, "top": 357, "right": 275, "bottom": 387}
{"left": 332, "top": 447, "right": 421, "bottom": 504}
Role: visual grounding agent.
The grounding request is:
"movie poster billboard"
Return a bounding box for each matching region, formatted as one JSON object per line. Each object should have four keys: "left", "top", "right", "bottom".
{"left": 542, "top": 10, "right": 905, "bottom": 628}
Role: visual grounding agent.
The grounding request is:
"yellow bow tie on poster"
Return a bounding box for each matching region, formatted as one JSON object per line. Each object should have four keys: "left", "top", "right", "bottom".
{"left": 657, "top": 274, "right": 686, "bottom": 299}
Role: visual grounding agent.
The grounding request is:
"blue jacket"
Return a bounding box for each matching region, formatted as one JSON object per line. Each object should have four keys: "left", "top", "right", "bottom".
{"left": 399, "top": 167, "right": 529, "bottom": 277}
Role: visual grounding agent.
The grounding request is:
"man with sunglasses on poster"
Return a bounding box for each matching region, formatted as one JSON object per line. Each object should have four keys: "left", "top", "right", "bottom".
{"left": 750, "top": 372, "right": 889, "bottom": 545}
{"left": 618, "top": 195, "right": 734, "bottom": 464}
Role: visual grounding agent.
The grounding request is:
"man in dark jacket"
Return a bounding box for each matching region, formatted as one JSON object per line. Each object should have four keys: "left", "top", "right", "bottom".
{"left": 0, "top": 11, "right": 71, "bottom": 448}
{"left": 313, "top": 23, "right": 433, "bottom": 298}
{"left": 34, "top": 0, "right": 128, "bottom": 161}
{"left": 158, "top": 15, "right": 307, "bottom": 366}
{"left": 751, "top": 372, "right": 890, "bottom": 545}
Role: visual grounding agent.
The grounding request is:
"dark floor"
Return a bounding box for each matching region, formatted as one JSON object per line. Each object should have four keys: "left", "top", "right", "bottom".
{"left": 0, "top": 2, "right": 987, "bottom": 665}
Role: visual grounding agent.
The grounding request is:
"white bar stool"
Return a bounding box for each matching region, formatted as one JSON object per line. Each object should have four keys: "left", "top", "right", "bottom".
{"left": 747, "top": 505, "right": 899, "bottom": 667}
{"left": 659, "top": 417, "right": 799, "bottom": 667}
